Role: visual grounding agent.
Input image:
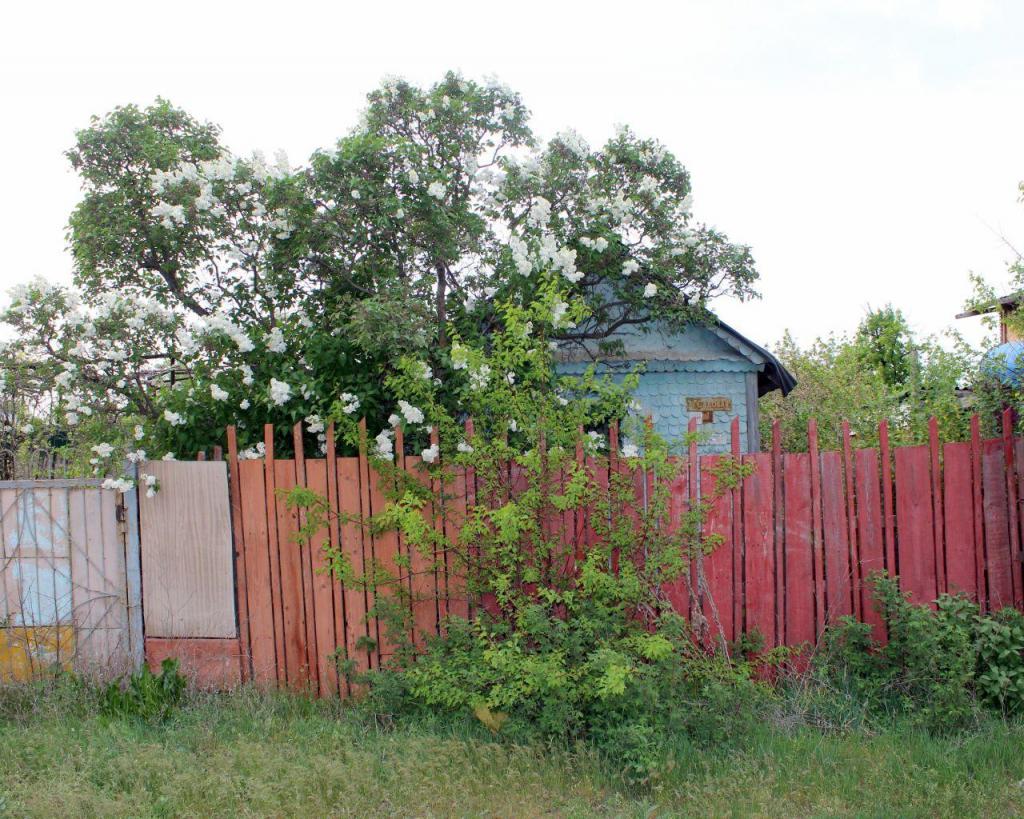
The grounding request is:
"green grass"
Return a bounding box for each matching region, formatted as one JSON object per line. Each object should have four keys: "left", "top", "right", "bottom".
{"left": 1, "top": 683, "right": 1023, "bottom": 817}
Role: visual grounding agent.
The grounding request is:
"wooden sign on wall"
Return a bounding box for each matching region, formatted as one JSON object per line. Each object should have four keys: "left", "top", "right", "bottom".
{"left": 686, "top": 396, "right": 732, "bottom": 422}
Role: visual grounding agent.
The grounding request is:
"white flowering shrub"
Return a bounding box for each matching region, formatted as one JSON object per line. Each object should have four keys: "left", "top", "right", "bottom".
{"left": 0, "top": 74, "right": 758, "bottom": 483}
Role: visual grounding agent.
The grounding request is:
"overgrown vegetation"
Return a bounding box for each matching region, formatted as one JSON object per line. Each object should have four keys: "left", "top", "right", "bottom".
{"left": 761, "top": 305, "right": 979, "bottom": 450}
{"left": 99, "top": 658, "right": 187, "bottom": 723}
{"left": 1, "top": 674, "right": 1023, "bottom": 817}
{"left": 817, "top": 574, "right": 1024, "bottom": 731}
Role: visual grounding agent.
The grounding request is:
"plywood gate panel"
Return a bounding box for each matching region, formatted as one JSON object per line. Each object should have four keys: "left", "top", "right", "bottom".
{"left": 139, "top": 461, "right": 236, "bottom": 639}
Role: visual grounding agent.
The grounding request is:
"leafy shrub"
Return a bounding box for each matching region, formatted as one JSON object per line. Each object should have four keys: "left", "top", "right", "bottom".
{"left": 817, "top": 574, "right": 1024, "bottom": 730}
{"left": 100, "top": 658, "right": 186, "bottom": 723}
{"left": 286, "top": 275, "right": 771, "bottom": 783}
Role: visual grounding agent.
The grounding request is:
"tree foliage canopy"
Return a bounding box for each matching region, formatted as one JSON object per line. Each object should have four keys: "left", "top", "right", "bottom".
{"left": 1, "top": 72, "right": 759, "bottom": 474}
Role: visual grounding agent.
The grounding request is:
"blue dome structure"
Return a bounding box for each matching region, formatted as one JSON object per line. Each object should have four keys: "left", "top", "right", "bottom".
{"left": 981, "top": 342, "right": 1024, "bottom": 385}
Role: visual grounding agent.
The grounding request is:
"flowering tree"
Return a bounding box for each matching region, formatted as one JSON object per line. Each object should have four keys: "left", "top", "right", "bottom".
{"left": 1, "top": 73, "right": 759, "bottom": 481}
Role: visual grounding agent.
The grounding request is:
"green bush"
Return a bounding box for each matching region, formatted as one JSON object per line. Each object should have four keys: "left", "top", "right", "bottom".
{"left": 287, "top": 275, "right": 772, "bottom": 784}
{"left": 817, "top": 574, "right": 1024, "bottom": 730}
{"left": 100, "top": 658, "right": 186, "bottom": 723}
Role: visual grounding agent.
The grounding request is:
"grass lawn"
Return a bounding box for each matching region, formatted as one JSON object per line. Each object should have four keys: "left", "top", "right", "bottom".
{"left": 1, "top": 686, "right": 1023, "bottom": 817}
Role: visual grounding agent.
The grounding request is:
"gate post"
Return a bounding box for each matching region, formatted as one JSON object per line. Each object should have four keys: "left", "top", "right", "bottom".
{"left": 123, "top": 463, "right": 145, "bottom": 671}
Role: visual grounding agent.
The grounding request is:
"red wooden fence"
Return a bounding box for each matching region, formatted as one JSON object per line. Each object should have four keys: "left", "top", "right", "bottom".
{"left": 219, "top": 411, "right": 1024, "bottom": 695}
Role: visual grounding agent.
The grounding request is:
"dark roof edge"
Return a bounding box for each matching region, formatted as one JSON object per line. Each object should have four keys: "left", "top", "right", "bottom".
{"left": 956, "top": 292, "right": 1022, "bottom": 319}
{"left": 714, "top": 319, "right": 797, "bottom": 397}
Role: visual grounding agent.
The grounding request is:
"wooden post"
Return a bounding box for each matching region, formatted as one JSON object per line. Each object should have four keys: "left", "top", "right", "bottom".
{"left": 123, "top": 462, "right": 145, "bottom": 672}
{"left": 292, "top": 422, "right": 319, "bottom": 693}
{"left": 730, "top": 416, "right": 743, "bottom": 637}
{"left": 356, "top": 419, "right": 377, "bottom": 667}
{"left": 928, "top": 417, "right": 947, "bottom": 595}
{"left": 841, "top": 420, "right": 860, "bottom": 620}
{"left": 880, "top": 419, "right": 896, "bottom": 578}
{"left": 263, "top": 423, "right": 286, "bottom": 686}
{"left": 970, "top": 414, "right": 987, "bottom": 610}
{"left": 687, "top": 416, "right": 699, "bottom": 624}
{"left": 1002, "top": 408, "right": 1023, "bottom": 607}
{"left": 324, "top": 422, "right": 346, "bottom": 696}
{"left": 808, "top": 419, "right": 825, "bottom": 635}
{"left": 226, "top": 426, "right": 251, "bottom": 683}
{"left": 771, "top": 418, "right": 785, "bottom": 647}
{"left": 430, "top": 426, "right": 448, "bottom": 625}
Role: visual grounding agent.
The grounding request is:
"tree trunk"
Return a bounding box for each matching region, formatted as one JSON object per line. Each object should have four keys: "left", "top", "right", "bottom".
{"left": 435, "top": 262, "right": 448, "bottom": 348}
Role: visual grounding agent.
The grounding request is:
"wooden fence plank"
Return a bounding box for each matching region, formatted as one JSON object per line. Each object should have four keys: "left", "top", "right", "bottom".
{"left": 841, "top": 422, "right": 861, "bottom": 619}
{"left": 1002, "top": 411, "right": 1023, "bottom": 608}
{"left": 943, "top": 442, "right": 978, "bottom": 598}
{"left": 821, "top": 451, "right": 853, "bottom": 622}
{"left": 971, "top": 416, "right": 988, "bottom": 610}
{"left": 273, "top": 458, "right": 308, "bottom": 689}
{"left": 402, "top": 454, "right": 439, "bottom": 645}
{"left": 771, "top": 420, "right": 785, "bottom": 646}
{"left": 783, "top": 453, "right": 815, "bottom": 645}
{"left": 225, "top": 427, "right": 250, "bottom": 683}
{"left": 929, "top": 418, "right": 947, "bottom": 595}
{"left": 808, "top": 421, "right": 826, "bottom": 634}
{"left": 982, "top": 437, "right": 1014, "bottom": 610}
{"left": 237, "top": 458, "right": 278, "bottom": 686}
{"left": 367, "top": 458, "right": 401, "bottom": 662}
{"left": 263, "top": 426, "right": 287, "bottom": 686}
{"left": 305, "top": 459, "right": 339, "bottom": 697}
{"left": 742, "top": 453, "right": 774, "bottom": 646}
{"left": 880, "top": 420, "right": 897, "bottom": 576}
{"left": 701, "top": 455, "right": 734, "bottom": 644}
{"left": 337, "top": 456, "right": 371, "bottom": 678}
{"left": 894, "top": 445, "right": 938, "bottom": 605}
{"left": 664, "top": 459, "right": 690, "bottom": 618}
{"left": 292, "top": 424, "right": 320, "bottom": 693}
{"left": 325, "top": 423, "right": 347, "bottom": 695}
{"left": 854, "top": 448, "right": 885, "bottom": 636}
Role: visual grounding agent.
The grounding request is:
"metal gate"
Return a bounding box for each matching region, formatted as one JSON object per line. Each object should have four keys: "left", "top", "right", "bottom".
{"left": 0, "top": 480, "right": 142, "bottom": 681}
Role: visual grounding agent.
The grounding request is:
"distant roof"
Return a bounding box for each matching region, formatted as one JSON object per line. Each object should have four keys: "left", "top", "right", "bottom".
{"left": 956, "top": 292, "right": 1023, "bottom": 319}
{"left": 555, "top": 318, "right": 797, "bottom": 398}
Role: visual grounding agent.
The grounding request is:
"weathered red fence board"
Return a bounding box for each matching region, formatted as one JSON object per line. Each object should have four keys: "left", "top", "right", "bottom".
{"left": 943, "top": 442, "right": 977, "bottom": 598}
{"left": 218, "top": 416, "right": 1024, "bottom": 694}
{"left": 854, "top": 448, "right": 885, "bottom": 636}
{"left": 894, "top": 445, "right": 938, "bottom": 605}
{"left": 701, "top": 456, "right": 735, "bottom": 644}
{"left": 821, "top": 451, "right": 852, "bottom": 622}
{"left": 982, "top": 438, "right": 1014, "bottom": 610}
{"left": 782, "top": 453, "right": 815, "bottom": 645}
{"left": 742, "top": 452, "right": 774, "bottom": 646}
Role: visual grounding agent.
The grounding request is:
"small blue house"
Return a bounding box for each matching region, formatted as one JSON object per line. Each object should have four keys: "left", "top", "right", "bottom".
{"left": 555, "top": 319, "right": 796, "bottom": 454}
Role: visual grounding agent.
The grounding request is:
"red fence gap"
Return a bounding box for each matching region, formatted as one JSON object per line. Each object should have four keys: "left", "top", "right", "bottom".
{"left": 214, "top": 411, "right": 1024, "bottom": 695}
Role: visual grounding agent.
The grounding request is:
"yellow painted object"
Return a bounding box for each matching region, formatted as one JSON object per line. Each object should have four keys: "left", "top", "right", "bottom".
{"left": 0, "top": 626, "right": 75, "bottom": 682}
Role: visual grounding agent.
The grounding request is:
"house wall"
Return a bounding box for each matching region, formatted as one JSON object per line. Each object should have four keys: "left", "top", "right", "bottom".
{"left": 631, "top": 364, "right": 754, "bottom": 454}
{"left": 555, "top": 323, "right": 764, "bottom": 454}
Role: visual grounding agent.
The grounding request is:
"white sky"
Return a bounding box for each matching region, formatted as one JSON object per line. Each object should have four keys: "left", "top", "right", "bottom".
{"left": 2, "top": 0, "right": 1023, "bottom": 351}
